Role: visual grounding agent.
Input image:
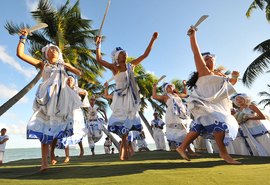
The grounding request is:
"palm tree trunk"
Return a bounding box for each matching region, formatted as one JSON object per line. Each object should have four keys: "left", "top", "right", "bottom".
{"left": 0, "top": 70, "right": 42, "bottom": 116}
{"left": 101, "top": 125, "right": 120, "bottom": 152}
{"left": 139, "top": 111, "right": 153, "bottom": 138}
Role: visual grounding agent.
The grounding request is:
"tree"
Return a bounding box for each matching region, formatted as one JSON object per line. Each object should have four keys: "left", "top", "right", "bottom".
{"left": 258, "top": 84, "right": 270, "bottom": 108}
{"left": 246, "top": 0, "right": 270, "bottom": 22}
{"left": 3, "top": 0, "right": 121, "bottom": 148}
{"left": 243, "top": 1, "right": 270, "bottom": 87}
{"left": 3, "top": 0, "right": 103, "bottom": 113}
{"left": 242, "top": 39, "right": 270, "bottom": 87}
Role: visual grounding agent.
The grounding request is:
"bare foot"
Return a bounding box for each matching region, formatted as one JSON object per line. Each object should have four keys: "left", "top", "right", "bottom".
{"left": 187, "top": 149, "right": 201, "bottom": 157}
{"left": 51, "top": 159, "right": 57, "bottom": 165}
{"left": 63, "top": 157, "right": 70, "bottom": 163}
{"left": 188, "top": 152, "right": 201, "bottom": 157}
{"left": 40, "top": 165, "right": 48, "bottom": 172}
{"left": 220, "top": 154, "right": 241, "bottom": 164}
{"left": 176, "top": 147, "right": 191, "bottom": 161}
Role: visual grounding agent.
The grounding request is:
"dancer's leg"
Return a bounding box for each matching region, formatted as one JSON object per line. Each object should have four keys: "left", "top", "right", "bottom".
{"left": 64, "top": 146, "right": 70, "bottom": 163}
{"left": 50, "top": 139, "right": 57, "bottom": 165}
{"left": 40, "top": 143, "right": 49, "bottom": 172}
{"left": 78, "top": 141, "right": 84, "bottom": 157}
{"left": 213, "top": 131, "right": 241, "bottom": 164}
{"left": 176, "top": 131, "right": 200, "bottom": 161}
{"left": 120, "top": 135, "right": 129, "bottom": 160}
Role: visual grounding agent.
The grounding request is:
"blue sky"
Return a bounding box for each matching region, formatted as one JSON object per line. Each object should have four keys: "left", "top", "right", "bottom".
{"left": 0, "top": 0, "right": 270, "bottom": 149}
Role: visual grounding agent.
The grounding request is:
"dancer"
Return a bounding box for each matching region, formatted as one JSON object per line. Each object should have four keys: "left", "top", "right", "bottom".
{"left": 152, "top": 80, "right": 195, "bottom": 154}
{"left": 103, "top": 82, "right": 136, "bottom": 158}
{"left": 96, "top": 32, "right": 158, "bottom": 160}
{"left": 176, "top": 27, "right": 241, "bottom": 164}
{"left": 86, "top": 95, "right": 106, "bottom": 156}
{"left": 232, "top": 93, "right": 270, "bottom": 156}
{"left": 51, "top": 76, "right": 89, "bottom": 164}
{"left": 150, "top": 111, "right": 166, "bottom": 151}
{"left": 17, "top": 29, "right": 83, "bottom": 171}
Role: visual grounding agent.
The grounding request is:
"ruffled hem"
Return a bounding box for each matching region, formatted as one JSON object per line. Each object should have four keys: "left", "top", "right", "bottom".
{"left": 190, "top": 117, "right": 237, "bottom": 146}
{"left": 27, "top": 127, "right": 73, "bottom": 144}
{"left": 27, "top": 112, "right": 74, "bottom": 144}
{"left": 166, "top": 129, "right": 187, "bottom": 144}
{"left": 108, "top": 116, "right": 142, "bottom": 137}
{"left": 56, "top": 135, "right": 84, "bottom": 149}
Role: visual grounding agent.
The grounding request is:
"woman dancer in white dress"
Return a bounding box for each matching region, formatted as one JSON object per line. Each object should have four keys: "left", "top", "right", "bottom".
{"left": 17, "top": 29, "right": 83, "bottom": 171}
{"left": 152, "top": 81, "right": 196, "bottom": 154}
{"left": 95, "top": 32, "right": 158, "bottom": 160}
{"left": 86, "top": 95, "right": 106, "bottom": 156}
{"left": 176, "top": 27, "right": 241, "bottom": 164}
{"left": 52, "top": 76, "right": 89, "bottom": 164}
{"left": 232, "top": 93, "right": 270, "bottom": 156}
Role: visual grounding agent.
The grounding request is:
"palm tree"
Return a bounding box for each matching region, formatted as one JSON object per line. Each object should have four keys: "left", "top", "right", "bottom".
{"left": 243, "top": 1, "right": 270, "bottom": 87}
{"left": 3, "top": 0, "right": 103, "bottom": 114}
{"left": 246, "top": 0, "right": 270, "bottom": 21}
{"left": 3, "top": 0, "right": 121, "bottom": 148}
{"left": 242, "top": 40, "right": 270, "bottom": 87}
{"left": 258, "top": 84, "right": 270, "bottom": 108}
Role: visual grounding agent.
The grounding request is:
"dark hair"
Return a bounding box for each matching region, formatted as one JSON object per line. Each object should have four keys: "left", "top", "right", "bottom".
{"left": 1, "top": 128, "right": 6, "bottom": 131}
{"left": 186, "top": 72, "right": 198, "bottom": 90}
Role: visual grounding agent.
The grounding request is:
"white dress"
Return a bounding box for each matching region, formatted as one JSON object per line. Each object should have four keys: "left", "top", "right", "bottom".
{"left": 165, "top": 94, "right": 189, "bottom": 147}
{"left": 86, "top": 105, "right": 105, "bottom": 149}
{"left": 232, "top": 107, "right": 270, "bottom": 156}
{"left": 27, "top": 60, "right": 82, "bottom": 144}
{"left": 108, "top": 64, "right": 142, "bottom": 137}
{"left": 56, "top": 87, "right": 88, "bottom": 149}
{"left": 186, "top": 75, "right": 239, "bottom": 146}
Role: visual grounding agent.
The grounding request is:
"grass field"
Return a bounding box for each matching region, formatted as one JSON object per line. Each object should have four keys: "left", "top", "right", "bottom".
{"left": 0, "top": 151, "right": 270, "bottom": 185}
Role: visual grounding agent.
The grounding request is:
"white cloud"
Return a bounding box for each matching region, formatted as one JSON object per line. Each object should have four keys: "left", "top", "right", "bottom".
{"left": 0, "top": 46, "right": 37, "bottom": 78}
{"left": 26, "top": 0, "right": 39, "bottom": 11}
{"left": 0, "top": 114, "right": 27, "bottom": 135}
{"left": 0, "top": 84, "right": 28, "bottom": 103}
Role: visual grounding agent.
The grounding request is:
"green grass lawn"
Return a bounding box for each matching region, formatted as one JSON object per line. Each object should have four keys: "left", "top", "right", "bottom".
{"left": 1, "top": 151, "right": 270, "bottom": 185}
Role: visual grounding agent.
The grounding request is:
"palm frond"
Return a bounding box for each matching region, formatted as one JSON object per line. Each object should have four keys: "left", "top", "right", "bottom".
{"left": 258, "top": 91, "right": 270, "bottom": 97}
{"left": 258, "top": 99, "right": 270, "bottom": 108}
{"left": 242, "top": 50, "right": 270, "bottom": 87}
{"left": 5, "top": 22, "right": 30, "bottom": 35}
{"left": 253, "top": 39, "right": 270, "bottom": 53}
{"left": 246, "top": 1, "right": 259, "bottom": 18}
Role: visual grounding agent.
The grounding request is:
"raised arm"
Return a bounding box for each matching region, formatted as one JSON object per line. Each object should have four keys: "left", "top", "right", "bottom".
{"left": 64, "top": 62, "right": 82, "bottom": 76}
{"left": 130, "top": 32, "right": 159, "bottom": 66}
{"left": 178, "top": 80, "right": 188, "bottom": 98}
{"left": 188, "top": 28, "right": 211, "bottom": 77}
{"left": 95, "top": 36, "right": 115, "bottom": 71}
{"left": 247, "top": 104, "right": 266, "bottom": 121}
{"left": 152, "top": 83, "right": 168, "bottom": 102}
{"left": 17, "top": 29, "right": 43, "bottom": 69}
{"left": 103, "top": 82, "right": 113, "bottom": 99}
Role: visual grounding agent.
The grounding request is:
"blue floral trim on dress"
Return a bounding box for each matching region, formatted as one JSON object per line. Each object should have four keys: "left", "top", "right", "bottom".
{"left": 191, "top": 120, "right": 229, "bottom": 134}
{"left": 108, "top": 123, "right": 142, "bottom": 137}
{"left": 27, "top": 127, "right": 73, "bottom": 144}
{"left": 167, "top": 140, "right": 182, "bottom": 148}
